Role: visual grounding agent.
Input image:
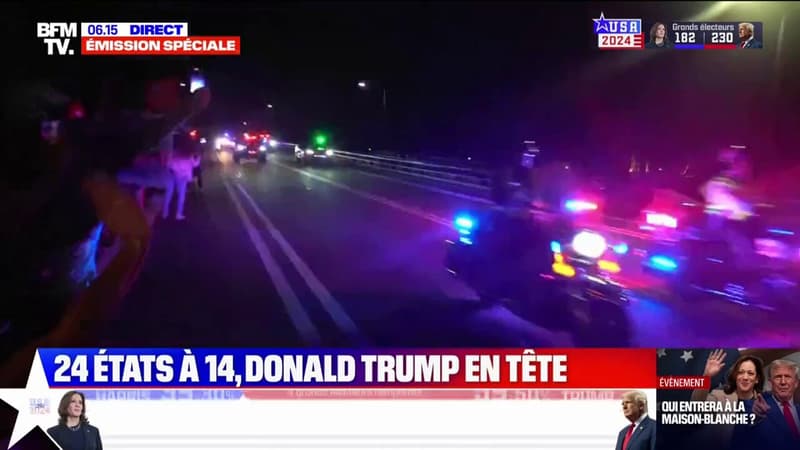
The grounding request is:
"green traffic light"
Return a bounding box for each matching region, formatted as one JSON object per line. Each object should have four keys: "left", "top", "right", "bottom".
{"left": 315, "top": 134, "right": 327, "bottom": 146}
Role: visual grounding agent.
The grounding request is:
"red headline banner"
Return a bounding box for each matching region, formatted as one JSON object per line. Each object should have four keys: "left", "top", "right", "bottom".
{"left": 39, "top": 348, "right": 657, "bottom": 388}
{"left": 443, "top": 348, "right": 657, "bottom": 389}
{"left": 81, "top": 36, "right": 241, "bottom": 55}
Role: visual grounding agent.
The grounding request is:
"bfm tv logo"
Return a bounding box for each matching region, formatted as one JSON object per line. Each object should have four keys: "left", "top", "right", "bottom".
{"left": 36, "top": 22, "right": 78, "bottom": 55}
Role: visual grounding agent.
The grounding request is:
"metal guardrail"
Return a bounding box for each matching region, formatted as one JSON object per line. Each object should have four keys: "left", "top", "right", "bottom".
{"left": 333, "top": 150, "right": 492, "bottom": 191}
{"left": 291, "top": 145, "right": 800, "bottom": 243}
{"left": 325, "top": 149, "right": 652, "bottom": 239}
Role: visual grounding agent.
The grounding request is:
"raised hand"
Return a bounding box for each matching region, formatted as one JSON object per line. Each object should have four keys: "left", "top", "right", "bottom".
{"left": 703, "top": 349, "right": 727, "bottom": 378}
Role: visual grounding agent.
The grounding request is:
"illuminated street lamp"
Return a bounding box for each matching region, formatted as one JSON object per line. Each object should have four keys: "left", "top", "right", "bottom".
{"left": 357, "top": 80, "right": 387, "bottom": 111}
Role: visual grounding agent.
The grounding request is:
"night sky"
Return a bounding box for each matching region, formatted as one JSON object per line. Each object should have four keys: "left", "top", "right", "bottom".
{"left": 6, "top": 1, "right": 800, "bottom": 170}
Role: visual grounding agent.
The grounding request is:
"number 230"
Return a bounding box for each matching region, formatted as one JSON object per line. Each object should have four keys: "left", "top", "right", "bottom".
{"left": 54, "top": 355, "right": 89, "bottom": 383}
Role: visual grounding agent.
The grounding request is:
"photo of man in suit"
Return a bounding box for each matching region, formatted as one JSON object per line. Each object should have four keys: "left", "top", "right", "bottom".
{"left": 737, "top": 22, "right": 763, "bottom": 48}
{"left": 748, "top": 359, "right": 799, "bottom": 450}
{"left": 615, "top": 391, "right": 656, "bottom": 450}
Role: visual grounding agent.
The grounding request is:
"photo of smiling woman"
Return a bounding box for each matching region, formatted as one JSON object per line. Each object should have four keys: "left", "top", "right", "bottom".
{"left": 645, "top": 22, "right": 673, "bottom": 49}
{"left": 46, "top": 391, "right": 103, "bottom": 450}
{"left": 690, "top": 350, "right": 764, "bottom": 450}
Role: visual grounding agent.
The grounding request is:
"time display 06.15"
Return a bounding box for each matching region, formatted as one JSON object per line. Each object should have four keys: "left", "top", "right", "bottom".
{"left": 83, "top": 23, "right": 119, "bottom": 36}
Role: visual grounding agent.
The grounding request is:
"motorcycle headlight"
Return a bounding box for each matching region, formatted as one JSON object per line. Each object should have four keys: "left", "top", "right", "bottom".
{"left": 571, "top": 231, "right": 607, "bottom": 259}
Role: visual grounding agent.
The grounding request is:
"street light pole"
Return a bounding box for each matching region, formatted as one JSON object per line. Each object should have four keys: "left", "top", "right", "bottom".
{"left": 358, "top": 80, "right": 387, "bottom": 112}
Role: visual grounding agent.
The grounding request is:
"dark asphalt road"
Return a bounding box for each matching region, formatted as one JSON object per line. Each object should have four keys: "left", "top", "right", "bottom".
{"left": 101, "top": 153, "right": 799, "bottom": 348}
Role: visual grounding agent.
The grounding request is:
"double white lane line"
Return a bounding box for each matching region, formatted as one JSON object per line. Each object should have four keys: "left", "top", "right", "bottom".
{"left": 222, "top": 180, "right": 362, "bottom": 346}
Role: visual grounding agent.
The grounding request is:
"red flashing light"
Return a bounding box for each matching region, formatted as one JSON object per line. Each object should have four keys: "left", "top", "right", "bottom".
{"left": 67, "top": 101, "right": 85, "bottom": 120}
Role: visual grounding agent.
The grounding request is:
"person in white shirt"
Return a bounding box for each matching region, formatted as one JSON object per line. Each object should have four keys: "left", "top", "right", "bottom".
{"left": 165, "top": 147, "right": 201, "bottom": 221}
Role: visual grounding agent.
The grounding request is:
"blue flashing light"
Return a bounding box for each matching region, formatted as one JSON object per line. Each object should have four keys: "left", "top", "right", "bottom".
{"left": 613, "top": 243, "right": 629, "bottom": 255}
{"left": 456, "top": 228, "right": 471, "bottom": 236}
{"left": 649, "top": 255, "right": 678, "bottom": 272}
{"left": 459, "top": 236, "right": 473, "bottom": 245}
{"left": 768, "top": 228, "right": 795, "bottom": 236}
{"left": 550, "top": 241, "right": 562, "bottom": 254}
{"left": 564, "top": 199, "right": 598, "bottom": 213}
{"left": 454, "top": 215, "right": 474, "bottom": 230}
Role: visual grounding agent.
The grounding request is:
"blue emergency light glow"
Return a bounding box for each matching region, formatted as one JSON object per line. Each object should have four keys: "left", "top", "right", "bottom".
{"left": 648, "top": 255, "right": 678, "bottom": 272}
{"left": 454, "top": 216, "right": 474, "bottom": 230}
{"left": 768, "top": 228, "right": 795, "bottom": 236}
{"left": 564, "top": 199, "right": 598, "bottom": 213}
{"left": 613, "top": 243, "right": 629, "bottom": 255}
{"left": 550, "top": 241, "right": 561, "bottom": 254}
{"left": 454, "top": 214, "right": 476, "bottom": 241}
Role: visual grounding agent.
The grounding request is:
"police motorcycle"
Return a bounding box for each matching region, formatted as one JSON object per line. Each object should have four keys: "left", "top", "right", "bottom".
{"left": 444, "top": 144, "right": 633, "bottom": 345}
{"left": 638, "top": 148, "right": 800, "bottom": 312}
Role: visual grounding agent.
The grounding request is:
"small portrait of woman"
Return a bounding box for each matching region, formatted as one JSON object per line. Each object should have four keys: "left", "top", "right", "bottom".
{"left": 46, "top": 391, "right": 103, "bottom": 450}
{"left": 646, "top": 22, "right": 673, "bottom": 49}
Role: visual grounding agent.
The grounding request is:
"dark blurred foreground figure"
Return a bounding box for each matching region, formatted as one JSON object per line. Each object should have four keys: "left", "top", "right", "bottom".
{"left": 0, "top": 70, "right": 210, "bottom": 386}
{"left": 701, "top": 146, "right": 758, "bottom": 266}
{"left": 47, "top": 391, "right": 103, "bottom": 450}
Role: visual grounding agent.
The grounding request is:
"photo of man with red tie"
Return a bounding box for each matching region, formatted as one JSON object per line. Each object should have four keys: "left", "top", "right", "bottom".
{"left": 615, "top": 391, "right": 656, "bottom": 450}
{"left": 737, "top": 22, "right": 763, "bottom": 48}
{"left": 747, "top": 359, "right": 799, "bottom": 450}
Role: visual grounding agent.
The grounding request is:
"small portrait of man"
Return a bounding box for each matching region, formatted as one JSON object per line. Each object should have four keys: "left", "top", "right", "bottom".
{"left": 616, "top": 391, "right": 656, "bottom": 450}
{"left": 737, "top": 22, "right": 762, "bottom": 48}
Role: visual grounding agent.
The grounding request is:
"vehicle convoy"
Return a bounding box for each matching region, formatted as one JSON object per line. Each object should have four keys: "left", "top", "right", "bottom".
{"left": 446, "top": 141, "right": 800, "bottom": 343}
{"left": 624, "top": 147, "right": 797, "bottom": 313}
{"left": 639, "top": 193, "right": 800, "bottom": 313}
{"left": 445, "top": 142, "right": 633, "bottom": 346}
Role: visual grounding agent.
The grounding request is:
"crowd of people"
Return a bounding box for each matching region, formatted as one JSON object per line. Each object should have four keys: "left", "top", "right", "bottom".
{"left": 0, "top": 62, "right": 210, "bottom": 384}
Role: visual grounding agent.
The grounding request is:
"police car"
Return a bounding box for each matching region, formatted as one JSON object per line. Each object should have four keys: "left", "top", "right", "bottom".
{"left": 233, "top": 131, "right": 270, "bottom": 164}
